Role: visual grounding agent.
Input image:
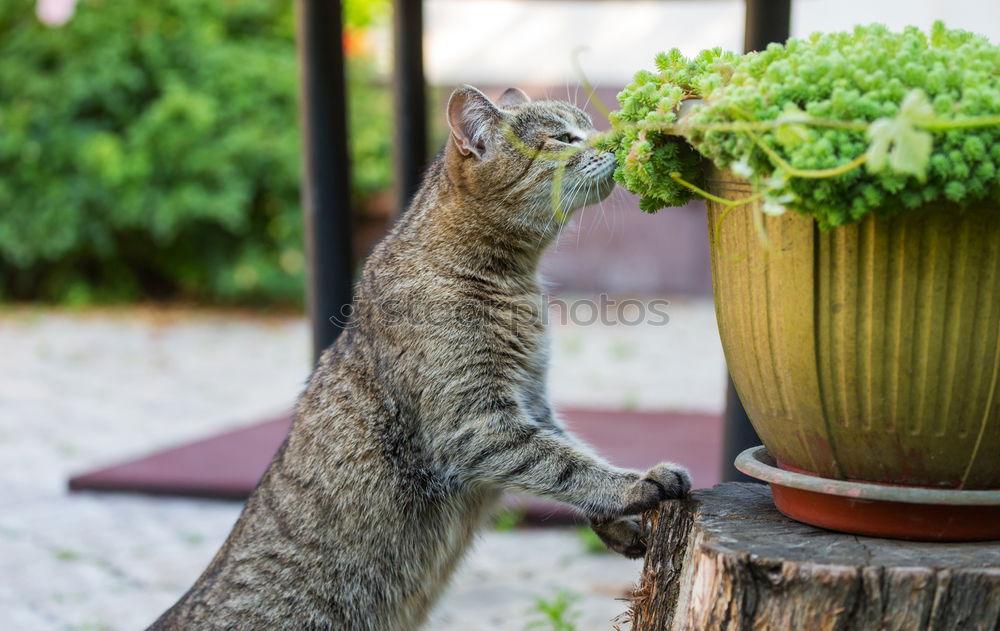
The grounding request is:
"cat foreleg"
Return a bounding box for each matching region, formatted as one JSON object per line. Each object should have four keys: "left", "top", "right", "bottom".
{"left": 452, "top": 417, "right": 690, "bottom": 518}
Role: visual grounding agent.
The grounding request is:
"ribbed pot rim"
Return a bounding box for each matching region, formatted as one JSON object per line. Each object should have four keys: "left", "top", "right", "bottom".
{"left": 736, "top": 446, "right": 1000, "bottom": 505}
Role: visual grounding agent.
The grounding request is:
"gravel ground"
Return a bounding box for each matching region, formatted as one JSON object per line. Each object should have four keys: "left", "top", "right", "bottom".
{"left": 0, "top": 299, "right": 723, "bottom": 631}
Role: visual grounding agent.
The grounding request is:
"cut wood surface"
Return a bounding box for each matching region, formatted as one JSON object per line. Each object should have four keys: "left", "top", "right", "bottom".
{"left": 631, "top": 483, "right": 1000, "bottom": 631}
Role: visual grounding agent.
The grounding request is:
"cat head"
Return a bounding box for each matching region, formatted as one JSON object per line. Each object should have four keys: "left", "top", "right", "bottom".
{"left": 444, "top": 85, "right": 616, "bottom": 243}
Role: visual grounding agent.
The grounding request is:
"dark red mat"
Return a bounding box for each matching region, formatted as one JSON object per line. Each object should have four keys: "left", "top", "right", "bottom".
{"left": 70, "top": 409, "right": 722, "bottom": 522}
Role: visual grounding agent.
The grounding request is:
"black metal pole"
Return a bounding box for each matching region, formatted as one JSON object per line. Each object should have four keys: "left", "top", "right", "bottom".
{"left": 744, "top": 0, "right": 793, "bottom": 54}
{"left": 392, "top": 0, "right": 428, "bottom": 212}
{"left": 296, "top": 0, "right": 354, "bottom": 362}
{"left": 721, "top": 0, "right": 793, "bottom": 483}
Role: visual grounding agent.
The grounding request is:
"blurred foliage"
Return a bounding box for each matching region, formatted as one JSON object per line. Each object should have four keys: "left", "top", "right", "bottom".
{"left": 492, "top": 506, "right": 526, "bottom": 532}
{"left": 0, "top": 0, "right": 391, "bottom": 305}
{"left": 344, "top": 0, "right": 389, "bottom": 30}
{"left": 575, "top": 525, "right": 610, "bottom": 554}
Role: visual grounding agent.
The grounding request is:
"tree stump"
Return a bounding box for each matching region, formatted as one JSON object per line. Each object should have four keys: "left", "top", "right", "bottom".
{"left": 630, "top": 483, "right": 1000, "bottom": 631}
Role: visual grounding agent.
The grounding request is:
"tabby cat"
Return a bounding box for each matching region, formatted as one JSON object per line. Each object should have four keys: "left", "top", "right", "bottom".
{"left": 148, "top": 86, "right": 690, "bottom": 631}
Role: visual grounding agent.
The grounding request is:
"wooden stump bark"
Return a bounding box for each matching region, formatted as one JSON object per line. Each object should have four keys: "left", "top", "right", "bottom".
{"left": 630, "top": 483, "right": 1000, "bottom": 631}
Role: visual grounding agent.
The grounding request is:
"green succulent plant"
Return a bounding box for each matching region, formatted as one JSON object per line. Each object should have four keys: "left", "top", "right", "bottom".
{"left": 600, "top": 22, "right": 1000, "bottom": 229}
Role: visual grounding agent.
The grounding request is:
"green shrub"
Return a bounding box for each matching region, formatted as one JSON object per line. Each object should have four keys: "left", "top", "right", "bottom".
{"left": 0, "top": 0, "right": 391, "bottom": 304}
{"left": 602, "top": 23, "right": 1000, "bottom": 228}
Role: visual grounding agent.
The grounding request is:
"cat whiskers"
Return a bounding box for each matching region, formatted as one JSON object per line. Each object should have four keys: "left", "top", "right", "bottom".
{"left": 581, "top": 175, "right": 606, "bottom": 247}
{"left": 556, "top": 174, "right": 585, "bottom": 251}
{"left": 590, "top": 178, "right": 603, "bottom": 239}
{"left": 576, "top": 180, "right": 593, "bottom": 249}
{"left": 582, "top": 84, "right": 594, "bottom": 114}
{"left": 559, "top": 169, "right": 598, "bottom": 250}
{"left": 524, "top": 183, "right": 559, "bottom": 250}
{"left": 600, "top": 190, "right": 613, "bottom": 245}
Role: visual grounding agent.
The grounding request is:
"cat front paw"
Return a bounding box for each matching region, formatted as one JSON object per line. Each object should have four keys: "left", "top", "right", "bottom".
{"left": 642, "top": 462, "right": 691, "bottom": 501}
{"left": 590, "top": 515, "right": 648, "bottom": 559}
{"left": 619, "top": 462, "right": 690, "bottom": 515}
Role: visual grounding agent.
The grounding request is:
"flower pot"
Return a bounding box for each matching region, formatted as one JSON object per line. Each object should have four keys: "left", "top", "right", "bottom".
{"left": 705, "top": 168, "right": 1000, "bottom": 539}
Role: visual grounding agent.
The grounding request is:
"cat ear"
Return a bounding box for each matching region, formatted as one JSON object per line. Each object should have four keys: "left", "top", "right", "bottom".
{"left": 447, "top": 86, "right": 502, "bottom": 159}
{"left": 497, "top": 87, "right": 531, "bottom": 108}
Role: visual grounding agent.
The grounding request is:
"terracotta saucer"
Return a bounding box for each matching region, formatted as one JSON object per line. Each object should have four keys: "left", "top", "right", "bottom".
{"left": 735, "top": 446, "right": 1000, "bottom": 541}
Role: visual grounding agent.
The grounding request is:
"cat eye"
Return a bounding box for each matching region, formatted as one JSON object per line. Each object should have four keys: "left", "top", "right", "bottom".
{"left": 552, "top": 133, "right": 580, "bottom": 145}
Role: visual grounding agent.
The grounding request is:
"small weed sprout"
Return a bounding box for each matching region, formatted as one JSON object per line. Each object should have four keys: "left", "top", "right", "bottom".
{"left": 525, "top": 590, "right": 582, "bottom": 631}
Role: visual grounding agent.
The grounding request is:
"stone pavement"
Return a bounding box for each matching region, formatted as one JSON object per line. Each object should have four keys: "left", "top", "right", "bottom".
{"left": 0, "top": 299, "right": 723, "bottom": 631}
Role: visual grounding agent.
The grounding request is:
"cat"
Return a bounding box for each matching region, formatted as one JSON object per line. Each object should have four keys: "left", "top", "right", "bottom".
{"left": 147, "top": 86, "right": 690, "bottom": 631}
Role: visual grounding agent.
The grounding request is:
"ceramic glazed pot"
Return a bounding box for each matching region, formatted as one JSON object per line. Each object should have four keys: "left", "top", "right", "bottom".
{"left": 705, "top": 167, "right": 1000, "bottom": 536}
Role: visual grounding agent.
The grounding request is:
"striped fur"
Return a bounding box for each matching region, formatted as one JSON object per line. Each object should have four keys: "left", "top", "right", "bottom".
{"left": 147, "top": 87, "right": 689, "bottom": 631}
